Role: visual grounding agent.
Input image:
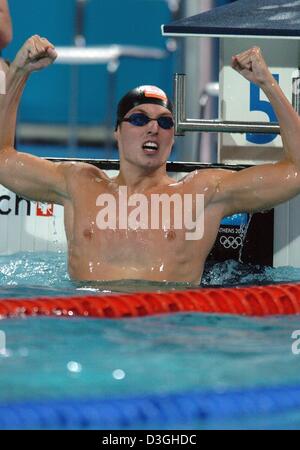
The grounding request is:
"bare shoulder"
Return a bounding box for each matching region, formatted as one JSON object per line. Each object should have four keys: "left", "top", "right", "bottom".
{"left": 59, "top": 161, "right": 107, "bottom": 180}
{"left": 179, "top": 168, "right": 235, "bottom": 190}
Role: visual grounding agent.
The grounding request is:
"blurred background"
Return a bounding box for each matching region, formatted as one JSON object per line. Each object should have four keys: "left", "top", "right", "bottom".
{"left": 2, "top": 0, "right": 236, "bottom": 162}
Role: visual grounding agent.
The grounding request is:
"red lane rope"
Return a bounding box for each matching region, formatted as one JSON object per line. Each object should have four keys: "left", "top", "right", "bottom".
{"left": 1, "top": 283, "right": 300, "bottom": 318}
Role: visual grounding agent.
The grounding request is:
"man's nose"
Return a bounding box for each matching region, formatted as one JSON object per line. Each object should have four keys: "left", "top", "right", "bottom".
{"left": 146, "top": 119, "right": 159, "bottom": 133}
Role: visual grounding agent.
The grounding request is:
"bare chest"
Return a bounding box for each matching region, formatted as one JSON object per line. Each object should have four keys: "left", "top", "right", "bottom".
{"left": 67, "top": 185, "right": 205, "bottom": 260}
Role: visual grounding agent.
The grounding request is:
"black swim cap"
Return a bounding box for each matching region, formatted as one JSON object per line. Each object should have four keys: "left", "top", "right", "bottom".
{"left": 115, "top": 85, "right": 173, "bottom": 130}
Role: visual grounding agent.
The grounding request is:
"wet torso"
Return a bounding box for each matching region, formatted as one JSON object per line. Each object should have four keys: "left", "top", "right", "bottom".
{"left": 63, "top": 164, "right": 224, "bottom": 284}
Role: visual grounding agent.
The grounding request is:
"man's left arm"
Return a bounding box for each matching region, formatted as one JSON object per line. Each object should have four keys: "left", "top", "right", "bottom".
{"left": 214, "top": 47, "right": 300, "bottom": 217}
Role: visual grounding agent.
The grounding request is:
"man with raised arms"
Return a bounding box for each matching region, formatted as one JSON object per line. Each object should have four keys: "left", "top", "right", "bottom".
{"left": 0, "top": 35, "right": 300, "bottom": 284}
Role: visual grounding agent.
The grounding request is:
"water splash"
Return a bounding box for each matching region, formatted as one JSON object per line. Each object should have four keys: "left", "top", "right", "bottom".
{"left": 0, "top": 252, "right": 299, "bottom": 296}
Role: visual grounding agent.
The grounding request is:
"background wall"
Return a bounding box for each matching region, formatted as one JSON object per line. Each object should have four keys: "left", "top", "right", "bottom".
{"left": 3, "top": 0, "right": 174, "bottom": 126}
{"left": 2, "top": 0, "right": 236, "bottom": 161}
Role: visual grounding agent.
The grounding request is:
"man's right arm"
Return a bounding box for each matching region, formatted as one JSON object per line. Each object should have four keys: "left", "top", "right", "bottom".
{"left": 0, "top": 35, "right": 69, "bottom": 205}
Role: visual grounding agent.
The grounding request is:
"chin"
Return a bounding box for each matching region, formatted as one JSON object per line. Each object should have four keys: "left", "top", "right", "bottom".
{"left": 142, "top": 157, "right": 166, "bottom": 170}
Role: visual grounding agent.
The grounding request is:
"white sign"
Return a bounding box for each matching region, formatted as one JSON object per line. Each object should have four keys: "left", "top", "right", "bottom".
{"left": 219, "top": 38, "right": 300, "bottom": 164}
{"left": 0, "top": 185, "right": 66, "bottom": 255}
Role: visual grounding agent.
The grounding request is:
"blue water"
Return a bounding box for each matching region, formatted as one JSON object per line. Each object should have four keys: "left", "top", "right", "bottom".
{"left": 1, "top": 252, "right": 300, "bottom": 429}
{"left": 1, "top": 251, "right": 300, "bottom": 295}
{"left": 1, "top": 313, "right": 299, "bottom": 401}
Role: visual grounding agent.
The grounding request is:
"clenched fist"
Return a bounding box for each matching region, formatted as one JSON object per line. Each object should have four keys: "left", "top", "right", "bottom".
{"left": 231, "top": 47, "right": 274, "bottom": 87}
{"left": 12, "top": 35, "right": 57, "bottom": 74}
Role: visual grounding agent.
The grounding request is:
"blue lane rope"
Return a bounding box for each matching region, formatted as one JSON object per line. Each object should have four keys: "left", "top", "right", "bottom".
{"left": 1, "top": 384, "right": 300, "bottom": 429}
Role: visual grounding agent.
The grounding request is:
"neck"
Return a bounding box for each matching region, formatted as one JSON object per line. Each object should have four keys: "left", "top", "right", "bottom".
{"left": 115, "top": 161, "right": 172, "bottom": 192}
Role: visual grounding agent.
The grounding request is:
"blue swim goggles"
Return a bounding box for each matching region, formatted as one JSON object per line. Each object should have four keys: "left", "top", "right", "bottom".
{"left": 120, "top": 113, "right": 174, "bottom": 130}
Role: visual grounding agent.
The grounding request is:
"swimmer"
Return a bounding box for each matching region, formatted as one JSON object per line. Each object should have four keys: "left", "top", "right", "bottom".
{"left": 1, "top": 35, "right": 300, "bottom": 284}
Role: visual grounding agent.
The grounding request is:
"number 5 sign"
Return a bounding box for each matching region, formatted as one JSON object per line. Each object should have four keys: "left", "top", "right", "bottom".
{"left": 246, "top": 73, "right": 279, "bottom": 145}
{"left": 218, "top": 38, "right": 299, "bottom": 165}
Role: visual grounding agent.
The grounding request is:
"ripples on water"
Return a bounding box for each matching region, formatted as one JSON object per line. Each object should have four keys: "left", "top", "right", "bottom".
{"left": 0, "top": 251, "right": 300, "bottom": 297}
{"left": 0, "top": 252, "right": 300, "bottom": 429}
{"left": 0, "top": 313, "right": 300, "bottom": 403}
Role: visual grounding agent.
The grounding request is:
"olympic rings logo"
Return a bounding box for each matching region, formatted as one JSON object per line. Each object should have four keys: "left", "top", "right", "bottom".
{"left": 219, "top": 235, "right": 243, "bottom": 249}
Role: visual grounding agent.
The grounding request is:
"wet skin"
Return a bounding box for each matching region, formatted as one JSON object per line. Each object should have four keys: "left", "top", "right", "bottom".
{"left": 3, "top": 37, "right": 300, "bottom": 284}
{"left": 63, "top": 163, "right": 223, "bottom": 284}
{"left": 62, "top": 104, "right": 225, "bottom": 284}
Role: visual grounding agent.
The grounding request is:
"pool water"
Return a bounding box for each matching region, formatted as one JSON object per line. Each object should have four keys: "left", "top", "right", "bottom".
{"left": 1, "top": 313, "right": 299, "bottom": 400}
{"left": 1, "top": 251, "right": 300, "bottom": 293}
{"left": 1, "top": 251, "right": 300, "bottom": 429}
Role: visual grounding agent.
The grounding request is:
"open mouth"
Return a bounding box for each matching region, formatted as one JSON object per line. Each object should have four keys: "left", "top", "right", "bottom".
{"left": 142, "top": 141, "right": 159, "bottom": 153}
